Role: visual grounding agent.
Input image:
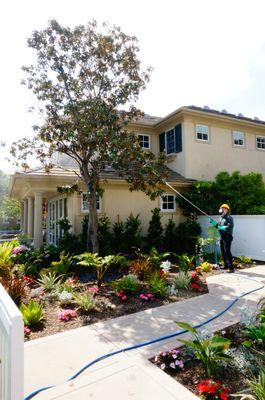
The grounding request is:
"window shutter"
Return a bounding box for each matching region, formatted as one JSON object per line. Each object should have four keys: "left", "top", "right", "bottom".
{"left": 159, "top": 132, "right": 165, "bottom": 152}
{"left": 174, "top": 124, "right": 182, "bottom": 153}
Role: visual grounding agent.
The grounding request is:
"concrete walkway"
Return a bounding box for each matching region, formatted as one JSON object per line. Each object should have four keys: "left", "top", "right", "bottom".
{"left": 24, "top": 266, "right": 265, "bottom": 400}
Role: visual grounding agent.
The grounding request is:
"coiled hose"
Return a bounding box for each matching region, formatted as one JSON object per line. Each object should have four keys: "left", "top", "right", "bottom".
{"left": 24, "top": 273, "right": 264, "bottom": 400}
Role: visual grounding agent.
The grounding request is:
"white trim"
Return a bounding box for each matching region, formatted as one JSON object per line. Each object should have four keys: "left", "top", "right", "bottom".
{"left": 195, "top": 124, "right": 209, "bottom": 142}
{"left": 137, "top": 133, "right": 151, "bottom": 149}
{"left": 81, "top": 192, "right": 102, "bottom": 213}
{"left": 160, "top": 193, "right": 176, "bottom": 212}
{"left": 256, "top": 135, "right": 265, "bottom": 151}
{"left": 165, "top": 127, "right": 176, "bottom": 155}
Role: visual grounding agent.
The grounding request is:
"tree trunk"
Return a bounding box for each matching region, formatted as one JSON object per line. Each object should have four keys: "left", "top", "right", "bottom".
{"left": 87, "top": 183, "right": 99, "bottom": 253}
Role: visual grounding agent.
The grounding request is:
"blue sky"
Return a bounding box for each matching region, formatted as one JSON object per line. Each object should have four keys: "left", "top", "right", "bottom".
{"left": 1, "top": 0, "right": 265, "bottom": 171}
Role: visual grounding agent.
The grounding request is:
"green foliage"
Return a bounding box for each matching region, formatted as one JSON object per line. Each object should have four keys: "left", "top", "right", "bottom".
{"left": 234, "top": 255, "right": 252, "bottom": 265}
{"left": 111, "top": 220, "right": 125, "bottom": 253}
{"left": 244, "top": 324, "right": 265, "bottom": 347}
{"left": 58, "top": 290, "right": 73, "bottom": 305}
{"left": 129, "top": 258, "right": 152, "bottom": 280}
{"left": 149, "top": 273, "right": 168, "bottom": 298}
{"left": 177, "top": 171, "right": 265, "bottom": 215}
{"left": 98, "top": 216, "right": 112, "bottom": 256}
{"left": 199, "top": 261, "right": 212, "bottom": 273}
{"left": 173, "top": 271, "right": 191, "bottom": 291}
{"left": 248, "top": 369, "right": 265, "bottom": 400}
{"left": 110, "top": 274, "right": 139, "bottom": 294}
{"left": 147, "top": 208, "right": 163, "bottom": 251}
{"left": 58, "top": 218, "right": 86, "bottom": 255}
{"left": 163, "top": 218, "right": 177, "bottom": 252}
{"left": 147, "top": 247, "right": 171, "bottom": 269}
{"left": 38, "top": 271, "right": 62, "bottom": 292}
{"left": 50, "top": 251, "right": 74, "bottom": 276}
{"left": 177, "top": 254, "right": 195, "bottom": 271}
{"left": 20, "top": 300, "right": 44, "bottom": 326}
{"left": 177, "top": 321, "right": 231, "bottom": 377}
{"left": 123, "top": 214, "right": 142, "bottom": 252}
{"left": 175, "top": 218, "right": 201, "bottom": 254}
{"left": 73, "top": 292, "right": 96, "bottom": 312}
{"left": 0, "top": 171, "right": 20, "bottom": 225}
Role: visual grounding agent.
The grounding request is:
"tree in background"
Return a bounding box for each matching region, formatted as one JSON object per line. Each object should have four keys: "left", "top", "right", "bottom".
{"left": 147, "top": 208, "right": 163, "bottom": 251}
{"left": 177, "top": 171, "right": 265, "bottom": 215}
{"left": 0, "top": 171, "right": 21, "bottom": 227}
{"left": 10, "top": 20, "right": 167, "bottom": 252}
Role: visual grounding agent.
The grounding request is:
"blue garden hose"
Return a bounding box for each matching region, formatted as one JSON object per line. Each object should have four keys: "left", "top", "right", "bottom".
{"left": 24, "top": 273, "right": 264, "bottom": 400}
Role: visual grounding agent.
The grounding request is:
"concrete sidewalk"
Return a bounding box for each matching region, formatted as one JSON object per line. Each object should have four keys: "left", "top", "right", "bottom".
{"left": 24, "top": 265, "right": 265, "bottom": 400}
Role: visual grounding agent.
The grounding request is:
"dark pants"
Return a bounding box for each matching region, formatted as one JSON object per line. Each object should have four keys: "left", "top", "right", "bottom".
{"left": 220, "top": 235, "right": 233, "bottom": 270}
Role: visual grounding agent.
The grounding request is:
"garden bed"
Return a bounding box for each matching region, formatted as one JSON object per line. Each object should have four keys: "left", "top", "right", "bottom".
{"left": 151, "top": 320, "right": 265, "bottom": 399}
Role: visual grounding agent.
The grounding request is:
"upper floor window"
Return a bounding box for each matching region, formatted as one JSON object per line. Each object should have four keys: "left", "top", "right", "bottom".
{"left": 138, "top": 134, "right": 150, "bottom": 149}
{"left": 232, "top": 131, "right": 245, "bottom": 147}
{"left": 159, "top": 124, "right": 182, "bottom": 154}
{"left": 81, "top": 193, "right": 101, "bottom": 212}
{"left": 256, "top": 136, "right": 265, "bottom": 150}
{"left": 160, "top": 194, "right": 176, "bottom": 212}
{"left": 196, "top": 124, "right": 209, "bottom": 142}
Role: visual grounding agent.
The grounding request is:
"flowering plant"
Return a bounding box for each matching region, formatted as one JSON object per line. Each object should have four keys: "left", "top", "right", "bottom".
{"left": 58, "top": 309, "right": 77, "bottom": 321}
{"left": 12, "top": 245, "right": 28, "bottom": 255}
{"left": 116, "top": 290, "right": 128, "bottom": 301}
{"left": 189, "top": 271, "right": 203, "bottom": 291}
{"left": 160, "top": 260, "right": 171, "bottom": 274}
{"left": 87, "top": 286, "right": 100, "bottom": 295}
{"left": 65, "top": 276, "right": 78, "bottom": 286}
{"left": 23, "top": 275, "right": 36, "bottom": 287}
{"left": 139, "top": 293, "right": 154, "bottom": 301}
{"left": 154, "top": 348, "right": 185, "bottom": 371}
{"left": 196, "top": 379, "right": 230, "bottom": 400}
{"left": 24, "top": 326, "right": 31, "bottom": 337}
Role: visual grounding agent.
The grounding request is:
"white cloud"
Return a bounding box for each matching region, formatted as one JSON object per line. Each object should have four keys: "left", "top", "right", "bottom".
{"left": 1, "top": 0, "right": 265, "bottom": 171}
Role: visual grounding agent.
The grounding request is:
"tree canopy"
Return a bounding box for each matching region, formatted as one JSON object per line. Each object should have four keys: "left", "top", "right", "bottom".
{"left": 11, "top": 20, "right": 168, "bottom": 251}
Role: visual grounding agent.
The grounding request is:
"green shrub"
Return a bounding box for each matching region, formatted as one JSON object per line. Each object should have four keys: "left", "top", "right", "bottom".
{"left": 38, "top": 271, "right": 62, "bottom": 291}
{"left": 129, "top": 258, "right": 152, "bottom": 280}
{"left": 147, "top": 247, "right": 171, "bottom": 269}
{"left": 57, "top": 218, "right": 86, "bottom": 255}
{"left": 50, "top": 251, "right": 74, "bottom": 276}
{"left": 244, "top": 323, "right": 265, "bottom": 347}
{"left": 163, "top": 219, "right": 177, "bottom": 252}
{"left": 199, "top": 261, "right": 212, "bottom": 273}
{"left": 98, "top": 216, "right": 112, "bottom": 256}
{"left": 110, "top": 274, "right": 139, "bottom": 294}
{"left": 149, "top": 273, "right": 168, "bottom": 298}
{"left": 111, "top": 220, "right": 125, "bottom": 253}
{"left": 177, "top": 254, "right": 195, "bottom": 271}
{"left": 247, "top": 369, "right": 265, "bottom": 400}
{"left": 73, "top": 292, "right": 96, "bottom": 312}
{"left": 234, "top": 255, "right": 252, "bottom": 265}
{"left": 20, "top": 300, "right": 44, "bottom": 326}
{"left": 147, "top": 208, "right": 163, "bottom": 251}
{"left": 173, "top": 271, "right": 191, "bottom": 291}
{"left": 175, "top": 218, "right": 201, "bottom": 254}
{"left": 123, "top": 214, "right": 141, "bottom": 252}
{"left": 177, "top": 322, "right": 231, "bottom": 377}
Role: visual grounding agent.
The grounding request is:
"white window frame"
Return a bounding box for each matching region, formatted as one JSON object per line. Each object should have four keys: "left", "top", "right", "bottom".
{"left": 232, "top": 130, "right": 245, "bottom": 147}
{"left": 195, "top": 124, "right": 209, "bottom": 142}
{"left": 256, "top": 135, "right": 265, "bottom": 151}
{"left": 137, "top": 133, "right": 151, "bottom": 149}
{"left": 160, "top": 194, "right": 176, "bottom": 212}
{"left": 81, "top": 193, "right": 102, "bottom": 213}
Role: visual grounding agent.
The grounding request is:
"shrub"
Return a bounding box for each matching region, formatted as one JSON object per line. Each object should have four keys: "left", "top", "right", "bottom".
{"left": 38, "top": 271, "right": 62, "bottom": 291}
{"left": 129, "top": 258, "right": 152, "bottom": 281}
{"left": 0, "top": 275, "right": 26, "bottom": 304}
{"left": 196, "top": 379, "right": 230, "bottom": 400}
{"left": 177, "top": 322, "right": 231, "bottom": 377}
{"left": 73, "top": 292, "right": 96, "bottom": 312}
{"left": 146, "top": 208, "right": 163, "bottom": 251}
{"left": 110, "top": 274, "right": 139, "bottom": 294}
{"left": 177, "top": 254, "right": 195, "bottom": 271}
{"left": 20, "top": 300, "right": 44, "bottom": 326}
{"left": 154, "top": 348, "right": 185, "bottom": 371}
{"left": 173, "top": 271, "right": 191, "bottom": 291}
{"left": 199, "top": 261, "right": 212, "bottom": 273}
{"left": 123, "top": 214, "right": 141, "bottom": 252}
{"left": 244, "top": 323, "right": 265, "bottom": 347}
{"left": 175, "top": 218, "right": 201, "bottom": 254}
{"left": 147, "top": 247, "right": 171, "bottom": 269}
{"left": 57, "top": 218, "right": 86, "bottom": 255}
{"left": 247, "top": 368, "right": 265, "bottom": 400}
{"left": 50, "top": 251, "right": 74, "bottom": 276}
{"left": 98, "top": 216, "right": 112, "bottom": 256}
{"left": 111, "top": 220, "right": 125, "bottom": 253}
{"left": 163, "top": 218, "right": 177, "bottom": 252}
{"left": 149, "top": 273, "right": 168, "bottom": 298}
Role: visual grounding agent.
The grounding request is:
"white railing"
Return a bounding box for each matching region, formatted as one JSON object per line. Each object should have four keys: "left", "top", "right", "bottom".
{"left": 198, "top": 215, "right": 265, "bottom": 261}
{"left": 0, "top": 283, "right": 24, "bottom": 400}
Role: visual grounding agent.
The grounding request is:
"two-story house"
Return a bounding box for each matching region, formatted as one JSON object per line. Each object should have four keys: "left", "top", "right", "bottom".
{"left": 9, "top": 105, "right": 265, "bottom": 248}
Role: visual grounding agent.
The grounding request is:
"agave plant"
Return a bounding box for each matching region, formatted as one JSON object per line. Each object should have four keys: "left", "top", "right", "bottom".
{"left": 38, "top": 271, "right": 62, "bottom": 292}
{"left": 20, "top": 300, "right": 44, "bottom": 326}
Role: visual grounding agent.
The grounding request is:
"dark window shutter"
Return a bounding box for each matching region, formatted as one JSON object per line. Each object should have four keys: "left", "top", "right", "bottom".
{"left": 174, "top": 124, "right": 182, "bottom": 153}
{"left": 159, "top": 132, "right": 165, "bottom": 152}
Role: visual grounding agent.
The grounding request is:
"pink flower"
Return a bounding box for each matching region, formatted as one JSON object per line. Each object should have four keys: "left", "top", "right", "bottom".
{"left": 139, "top": 293, "right": 154, "bottom": 301}
{"left": 116, "top": 291, "right": 128, "bottom": 301}
{"left": 58, "top": 309, "right": 77, "bottom": 322}
{"left": 24, "top": 326, "right": 31, "bottom": 335}
{"left": 12, "top": 245, "right": 28, "bottom": 255}
{"left": 23, "top": 275, "right": 36, "bottom": 286}
{"left": 160, "top": 363, "right": 166, "bottom": 370}
{"left": 88, "top": 286, "right": 99, "bottom": 295}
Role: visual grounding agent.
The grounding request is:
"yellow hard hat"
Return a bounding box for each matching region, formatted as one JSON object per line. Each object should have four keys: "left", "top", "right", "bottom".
{"left": 220, "top": 204, "right": 230, "bottom": 212}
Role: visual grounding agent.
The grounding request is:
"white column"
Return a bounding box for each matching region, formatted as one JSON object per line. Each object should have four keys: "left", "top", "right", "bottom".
{"left": 33, "top": 192, "right": 43, "bottom": 249}
{"left": 20, "top": 202, "right": 24, "bottom": 231}
{"left": 23, "top": 199, "right": 28, "bottom": 234}
{"left": 27, "top": 197, "right": 34, "bottom": 238}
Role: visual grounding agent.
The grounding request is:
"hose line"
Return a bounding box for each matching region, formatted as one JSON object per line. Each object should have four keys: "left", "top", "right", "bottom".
{"left": 24, "top": 273, "right": 264, "bottom": 400}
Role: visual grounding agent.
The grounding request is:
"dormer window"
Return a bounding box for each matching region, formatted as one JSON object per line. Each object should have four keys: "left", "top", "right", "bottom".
{"left": 196, "top": 124, "right": 209, "bottom": 142}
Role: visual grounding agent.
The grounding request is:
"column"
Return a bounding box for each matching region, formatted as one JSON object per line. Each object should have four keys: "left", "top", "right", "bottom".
{"left": 23, "top": 199, "right": 28, "bottom": 234}
{"left": 33, "top": 192, "right": 43, "bottom": 249}
{"left": 20, "top": 202, "right": 24, "bottom": 231}
{"left": 27, "top": 197, "right": 34, "bottom": 237}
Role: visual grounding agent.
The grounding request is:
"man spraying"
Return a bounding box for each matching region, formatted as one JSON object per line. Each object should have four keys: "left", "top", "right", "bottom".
{"left": 209, "top": 204, "right": 234, "bottom": 273}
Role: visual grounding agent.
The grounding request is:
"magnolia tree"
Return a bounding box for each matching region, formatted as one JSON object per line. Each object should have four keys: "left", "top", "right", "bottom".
{"left": 11, "top": 20, "right": 168, "bottom": 252}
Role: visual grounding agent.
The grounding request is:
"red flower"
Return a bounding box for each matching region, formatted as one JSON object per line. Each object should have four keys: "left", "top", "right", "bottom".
{"left": 190, "top": 282, "right": 201, "bottom": 291}
{"left": 220, "top": 392, "right": 229, "bottom": 400}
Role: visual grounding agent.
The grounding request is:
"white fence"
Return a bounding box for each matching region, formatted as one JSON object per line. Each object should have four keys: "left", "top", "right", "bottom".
{"left": 198, "top": 215, "right": 265, "bottom": 261}
{"left": 0, "top": 283, "right": 24, "bottom": 400}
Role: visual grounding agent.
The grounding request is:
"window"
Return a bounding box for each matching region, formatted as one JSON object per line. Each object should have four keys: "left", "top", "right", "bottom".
{"left": 196, "top": 124, "right": 209, "bottom": 141}
{"left": 159, "top": 124, "right": 182, "bottom": 155}
{"left": 256, "top": 136, "right": 265, "bottom": 150}
{"left": 232, "top": 131, "right": 245, "bottom": 147}
{"left": 160, "top": 194, "right": 176, "bottom": 212}
{"left": 81, "top": 193, "right": 101, "bottom": 212}
{"left": 138, "top": 134, "right": 150, "bottom": 149}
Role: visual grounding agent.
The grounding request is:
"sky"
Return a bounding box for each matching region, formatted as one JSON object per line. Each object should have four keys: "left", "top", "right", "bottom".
{"left": 1, "top": 0, "right": 265, "bottom": 172}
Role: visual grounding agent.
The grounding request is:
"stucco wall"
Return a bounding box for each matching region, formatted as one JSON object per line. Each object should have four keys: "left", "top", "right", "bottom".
{"left": 183, "top": 117, "right": 265, "bottom": 180}
{"left": 73, "top": 183, "right": 185, "bottom": 236}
